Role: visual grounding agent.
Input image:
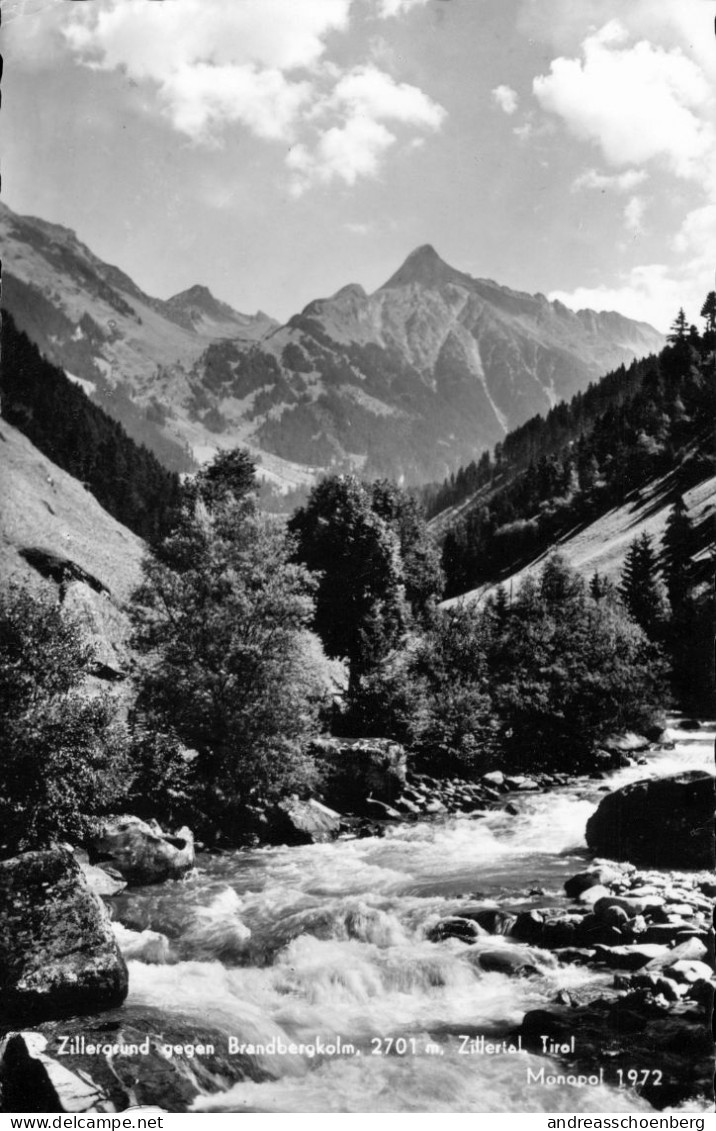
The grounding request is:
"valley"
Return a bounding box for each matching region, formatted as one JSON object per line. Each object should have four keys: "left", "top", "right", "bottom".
{"left": 0, "top": 202, "right": 663, "bottom": 489}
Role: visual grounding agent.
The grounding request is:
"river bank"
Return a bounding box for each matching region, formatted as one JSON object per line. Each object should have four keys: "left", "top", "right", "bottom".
{"left": 1, "top": 720, "right": 713, "bottom": 1113}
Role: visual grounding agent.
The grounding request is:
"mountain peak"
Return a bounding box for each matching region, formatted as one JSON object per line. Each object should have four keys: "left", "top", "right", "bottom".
{"left": 168, "top": 284, "right": 217, "bottom": 308}
{"left": 162, "top": 285, "right": 277, "bottom": 335}
{"left": 409, "top": 243, "right": 442, "bottom": 264}
{"left": 380, "top": 244, "right": 467, "bottom": 290}
{"left": 164, "top": 284, "right": 247, "bottom": 326}
{"left": 334, "top": 283, "right": 367, "bottom": 301}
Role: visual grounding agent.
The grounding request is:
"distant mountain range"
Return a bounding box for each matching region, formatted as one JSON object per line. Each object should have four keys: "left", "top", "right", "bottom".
{"left": 0, "top": 201, "right": 664, "bottom": 486}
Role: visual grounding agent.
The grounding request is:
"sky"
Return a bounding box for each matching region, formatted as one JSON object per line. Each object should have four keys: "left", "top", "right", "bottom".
{"left": 2, "top": 0, "right": 715, "bottom": 332}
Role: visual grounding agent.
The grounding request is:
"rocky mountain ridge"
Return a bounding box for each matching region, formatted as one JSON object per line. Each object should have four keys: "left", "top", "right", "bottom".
{"left": 1, "top": 201, "right": 664, "bottom": 486}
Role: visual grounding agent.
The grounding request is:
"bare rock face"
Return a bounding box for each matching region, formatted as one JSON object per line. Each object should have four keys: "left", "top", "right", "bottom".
{"left": 585, "top": 771, "right": 716, "bottom": 869}
{"left": 89, "top": 816, "right": 195, "bottom": 886}
{"left": 0, "top": 848, "right": 128, "bottom": 1024}
{"left": 61, "top": 580, "right": 131, "bottom": 679}
{"left": 310, "top": 738, "right": 407, "bottom": 813}
{"left": 0, "top": 201, "right": 663, "bottom": 485}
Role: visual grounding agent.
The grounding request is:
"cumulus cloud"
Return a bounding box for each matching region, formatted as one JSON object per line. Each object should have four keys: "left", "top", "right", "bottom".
{"left": 57, "top": 0, "right": 445, "bottom": 190}
{"left": 492, "top": 85, "right": 519, "bottom": 115}
{"left": 287, "top": 117, "right": 395, "bottom": 192}
{"left": 520, "top": 0, "right": 716, "bottom": 83}
{"left": 376, "top": 0, "right": 431, "bottom": 17}
{"left": 674, "top": 202, "right": 716, "bottom": 262}
{"left": 533, "top": 21, "right": 715, "bottom": 182}
{"left": 529, "top": 6, "right": 715, "bottom": 334}
{"left": 161, "top": 64, "right": 312, "bottom": 142}
{"left": 288, "top": 65, "right": 445, "bottom": 192}
{"left": 331, "top": 65, "right": 445, "bottom": 129}
{"left": 550, "top": 254, "right": 713, "bottom": 333}
{"left": 64, "top": 0, "right": 351, "bottom": 78}
{"left": 623, "top": 195, "right": 646, "bottom": 235}
{"left": 62, "top": 0, "right": 350, "bottom": 143}
{"left": 553, "top": 185, "right": 715, "bottom": 329}
{"left": 670, "top": 204, "right": 716, "bottom": 313}
{"left": 572, "top": 168, "right": 648, "bottom": 193}
{"left": 549, "top": 268, "right": 677, "bottom": 332}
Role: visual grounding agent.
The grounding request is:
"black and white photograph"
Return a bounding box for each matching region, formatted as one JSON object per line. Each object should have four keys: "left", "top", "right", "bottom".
{"left": 0, "top": 0, "right": 714, "bottom": 1118}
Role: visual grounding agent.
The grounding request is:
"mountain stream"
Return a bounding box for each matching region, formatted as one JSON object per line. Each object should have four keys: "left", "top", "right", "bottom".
{"left": 111, "top": 722, "right": 714, "bottom": 1113}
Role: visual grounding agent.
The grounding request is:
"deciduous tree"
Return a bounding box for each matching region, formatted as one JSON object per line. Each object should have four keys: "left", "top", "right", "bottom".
{"left": 289, "top": 476, "right": 407, "bottom": 696}
{"left": 131, "top": 490, "right": 323, "bottom": 817}
{"left": 0, "top": 586, "right": 127, "bottom": 855}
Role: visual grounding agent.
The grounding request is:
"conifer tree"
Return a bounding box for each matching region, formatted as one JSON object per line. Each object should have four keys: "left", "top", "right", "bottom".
{"left": 661, "top": 496, "right": 694, "bottom": 611}
{"left": 491, "top": 584, "right": 510, "bottom": 626}
{"left": 667, "top": 308, "right": 688, "bottom": 343}
{"left": 620, "top": 533, "right": 665, "bottom": 639}
{"left": 700, "top": 291, "right": 716, "bottom": 333}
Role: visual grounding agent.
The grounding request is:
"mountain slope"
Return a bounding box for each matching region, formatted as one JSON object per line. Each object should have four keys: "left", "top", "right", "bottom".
{"left": 239, "top": 246, "right": 662, "bottom": 483}
{"left": 0, "top": 420, "right": 144, "bottom": 601}
{"left": 443, "top": 466, "right": 715, "bottom": 608}
{"left": 163, "top": 284, "right": 276, "bottom": 338}
{"left": 0, "top": 202, "right": 275, "bottom": 473}
{"left": 0, "top": 201, "right": 663, "bottom": 485}
{"left": 0, "top": 419, "right": 146, "bottom": 676}
{"left": 431, "top": 323, "right": 715, "bottom": 603}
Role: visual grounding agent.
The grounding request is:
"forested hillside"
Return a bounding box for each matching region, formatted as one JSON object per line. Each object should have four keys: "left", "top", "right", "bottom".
{"left": 428, "top": 303, "right": 715, "bottom": 598}
{"left": 1, "top": 313, "right": 183, "bottom": 541}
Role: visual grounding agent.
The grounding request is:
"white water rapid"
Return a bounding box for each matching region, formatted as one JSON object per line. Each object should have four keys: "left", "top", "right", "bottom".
{"left": 112, "top": 723, "right": 714, "bottom": 1113}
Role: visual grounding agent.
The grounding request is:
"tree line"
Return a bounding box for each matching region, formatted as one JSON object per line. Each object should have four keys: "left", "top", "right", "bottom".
{"left": 1, "top": 451, "right": 668, "bottom": 853}
{"left": 436, "top": 301, "right": 714, "bottom": 602}
{"left": 425, "top": 296, "right": 716, "bottom": 522}
{"left": 1, "top": 300, "right": 711, "bottom": 854}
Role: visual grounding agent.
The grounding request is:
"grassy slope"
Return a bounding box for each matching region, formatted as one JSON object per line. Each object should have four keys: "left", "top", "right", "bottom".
{"left": 443, "top": 468, "right": 716, "bottom": 607}
{"left": 0, "top": 419, "right": 345, "bottom": 696}
{"left": 0, "top": 419, "right": 144, "bottom": 603}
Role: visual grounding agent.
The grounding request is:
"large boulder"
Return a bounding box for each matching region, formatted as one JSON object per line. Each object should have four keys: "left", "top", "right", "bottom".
{"left": 518, "top": 995, "right": 713, "bottom": 1110}
{"left": 310, "top": 738, "right": 407, "bottom": 812}
{"left": 586, "top": 771, "right": 715, "bottom": 869}
{"left": 0, "top": 1007, "right": 269, "bottom": 1112}
{"left": 89, "top": 816, "right": 195, "bottom": 885}
{"left": 0, "top": 848, "right": 128, "bottom": 1024}
{"left": 265, "top": 797, "right": 342, "bottom": 845}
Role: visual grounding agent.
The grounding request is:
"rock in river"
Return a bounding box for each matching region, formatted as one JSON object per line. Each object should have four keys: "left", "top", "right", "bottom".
{"left": 89, "top": 815, "right": 195, "bottom": 885}
{"left": 267, "top": 796, "right": 342, "bottom": 845}
{"left": 0, "top": 847, "right": 128, "bottom": 1025}
{"left": 309, "top": 737, "right": 407, "bottom": 812}
{"left": 585, "top": 771, "right": 716, "bottom": 869}
{"left": 427, "top": 917, "right": 487, "bottom": 944}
